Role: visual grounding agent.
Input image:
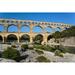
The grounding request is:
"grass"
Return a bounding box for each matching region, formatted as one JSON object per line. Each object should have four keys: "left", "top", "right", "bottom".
{"left": 36, "top": 56, "right": 50, "bottom": 62}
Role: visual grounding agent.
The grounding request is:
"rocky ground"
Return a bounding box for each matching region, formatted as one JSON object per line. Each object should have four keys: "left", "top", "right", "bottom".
{"left": 0, "top": 44, "right": 75, "bottom": 62}
{"left": 20, "top": 49, "right": 75, "bottom": 62}
{"left": 0, "top": 58, "right": 15, "bottom": 62}
{"left": 0, "top": 49, "right": 75, "bottom": 62}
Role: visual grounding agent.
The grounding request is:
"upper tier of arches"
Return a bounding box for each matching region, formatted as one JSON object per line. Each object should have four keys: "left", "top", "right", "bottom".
{"left": 0, "top": 24, "right": 68, "bottom": 33}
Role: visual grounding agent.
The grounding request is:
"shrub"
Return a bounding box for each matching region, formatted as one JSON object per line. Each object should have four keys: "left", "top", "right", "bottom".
{"left": 36, "top": 56, "right": 50, "bottom": 62}
{"left": 59, "top": 53, "right": 64, "bottom": 57}
{"left": 34, "top": 44, "right": 43, "bottom": 49}
{"left": 34, "top": 44, "right": 56, "bottom": 52}
{"left": 54, "top": 50, "right": 64, "bottom": 57}
{"left": 55, "top": 50, "right": 61, "bottom": 56}
{"left": 42, "top": 45, "right": 56, "bottom": 52}
{"left": 2, "top": 47, "right": 20, "bottom": 62}
{"left": 21, "top": 44, "right": 28, "bottom": 51}
{"left": 11, "top": 45, "right": 16, "bottom": 48}
{"left": 35, "top": 50, "right": 44, "bottom": 55}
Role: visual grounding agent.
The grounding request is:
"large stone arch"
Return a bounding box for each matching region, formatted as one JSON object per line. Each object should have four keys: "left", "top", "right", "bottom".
{"left": 32, "top": 25, "right": 43, "bottom": 33}
{"left": 6, "top": 34, "right": 18, "bottom": 43}
{"left": 20, "top": 34, "right": 30, "bottom": 43}
{"left": 33, "top": 34, "right": 43, "bottom": 44}
{"left": 7, "top": 24, "right": 18, "bottom": 32}
{"left": 20, "top": 25, "right": 30, "bottom": 32}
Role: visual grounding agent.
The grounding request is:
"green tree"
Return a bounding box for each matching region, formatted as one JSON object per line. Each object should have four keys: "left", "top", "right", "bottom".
{"left": 21, "top": 44, "right": 28, "bottom": 51}
{"left": 2, "top": 47, "right": 20, "bottom": 61}
{"left": 52, "top": 26, "right": 75, "bottom": 38}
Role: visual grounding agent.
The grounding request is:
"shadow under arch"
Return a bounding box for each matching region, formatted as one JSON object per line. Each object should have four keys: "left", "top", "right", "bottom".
{"left": 47, "top": 35, "right": 53, "bottom": 42}
{"left": 7, "top": 24, "right": 18, "bottom": 32}
{"left": 33, "top": 34, "right": 43, "bottom": 44}
{"left": 0, "top": 35, "right": 3, "bottom": 43}
{"left": 20, "top": 34, "right": 30, "bottom": 43}
{"left": 6, "top": 34, "right": 18, "bottom": 43}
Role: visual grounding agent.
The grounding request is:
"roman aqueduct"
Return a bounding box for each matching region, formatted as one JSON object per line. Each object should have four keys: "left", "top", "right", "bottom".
{"left": 0, "top": 19, "right": 71, "bottom": 44}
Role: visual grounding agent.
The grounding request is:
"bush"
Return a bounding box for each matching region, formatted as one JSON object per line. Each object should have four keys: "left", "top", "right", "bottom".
{"left": 11, "top": 45, "right": 16, "bottom": 48}
{"left": 21, "top": 44, "right": 28, "bottom": 51}
{"left": 42, "top": 45, "right": 56, "bottom": 52}
{"left": 59, "top": 53, "right": 64, "bottom": 57}
{"left": 34, "top": 44, "right": 56, "bottom": 52}
{"left": 36, "top": 56, "right": 50, "bottom": 62}
{"left": 2, "top": 47, "right": 20, "bottom": 62}
{"left": 55, "top": 50, "right": 61, "bottom": 56}
{"left": 34, "top": 44, "right": 43, "bottom": 49}
{"left": 54, "top": 50, "right": 64, "bottom": 57}
{"left": 35, "top": 50, "right": 44, "bottom": 55}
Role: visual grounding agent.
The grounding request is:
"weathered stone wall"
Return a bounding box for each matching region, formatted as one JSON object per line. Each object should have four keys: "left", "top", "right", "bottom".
{"left": 60, "top": 37, "right": 75, "bottom": 47}
{"left": 48, "top": 37, "right": 75, "bottom": 47}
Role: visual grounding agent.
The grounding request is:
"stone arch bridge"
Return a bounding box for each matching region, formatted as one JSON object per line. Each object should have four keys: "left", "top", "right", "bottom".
{"left": 0, "top": 19, "right": 71, "bottom": 44}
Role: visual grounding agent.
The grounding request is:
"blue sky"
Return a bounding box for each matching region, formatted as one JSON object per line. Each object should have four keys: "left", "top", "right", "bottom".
{"left": 0, "top": 13, "right": 75, "bottom": 32}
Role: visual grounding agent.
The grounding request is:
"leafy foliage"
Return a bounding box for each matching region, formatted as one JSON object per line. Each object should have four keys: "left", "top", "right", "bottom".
{"left": 35, "top": 50, "right": 44, "bottom": 55}
{"left": 21, "top": 44, "right": 28, "bottom": 50}
{"left": 2, "top": 47, "right": 20, "bottom": 61}
{"left": 54, "top": 50, "right": 64, "bottom": 57}
{"left": 34, "top": 44, "right": 56, "bottom": 52}
{"left": 52, "top": 26, "right": 75, "bottom": 39}
{"left": 36, "top": 56, "right": 50, "bottom": 62}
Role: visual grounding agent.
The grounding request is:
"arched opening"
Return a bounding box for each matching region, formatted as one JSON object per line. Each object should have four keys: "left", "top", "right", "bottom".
{"left": 21, "top": 25, "right": 30, "bottom": 32}
{"left": 0, "top": 24, "right": 4, "bottom": 32}
{"left": 33, "top": 34, "right": 43, "bottom": 44}
{"left": 6, "top": 34, "right": 18, "bottom": 43}
{"left": 45, "top": 26, "right": 53, "bottom": 33}
{"left": 32, "top": 26, "right": 43, "bottom": 33}
{"left": 0, "top": 35, "right": 3, "bottom": 43}
{"left": 20, "top": 34, "right": 30, "bottom": 43}
{"left": 47, "top": 35, "right": 53, "bottom": 42}
{"left": 7, "top": 24, "right": 18, "bottom": 32}
{"left": 64, "top": 27, "right": 68, "bottom": 30}
{"left": 55, "top": 27, "right": 61, "bottom": 32}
